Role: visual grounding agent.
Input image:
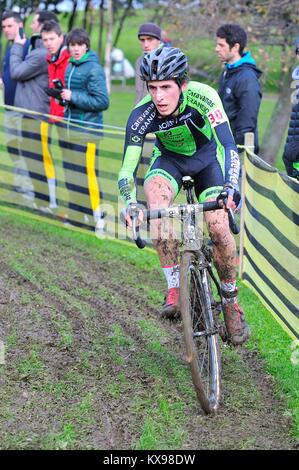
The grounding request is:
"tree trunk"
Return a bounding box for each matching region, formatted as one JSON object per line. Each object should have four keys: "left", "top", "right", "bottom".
{"left": 260, "top": 53, "right": 293, "bottom": 165}
{"left": 113, "top": 0, "right": 133, "bottom": 48}
{"left": 98, "top": 0, "right": 105, "bottom": 61}
{"left": 68, "top": 0, "right": 78, "bottom": 32}
{"left": 83, "top": 0, "right": 90, "bottom": 30}
{"left": 104, "top": 0, "right": 113, "bottom": 95}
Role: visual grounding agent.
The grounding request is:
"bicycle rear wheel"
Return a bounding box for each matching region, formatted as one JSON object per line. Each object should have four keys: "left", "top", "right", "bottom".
{"left": 180, "top": 251, "right": 221, "bottom": 414}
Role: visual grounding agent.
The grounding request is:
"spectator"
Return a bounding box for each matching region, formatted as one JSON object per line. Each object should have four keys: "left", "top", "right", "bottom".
{"left": 135, "top": 22, "right": 162, "bottom": 104}
{"left": 215, "top": 24, "right": 262, "bottom": 154}
{"left": 1, "top": 10, "right": 32, "bottom": 196}
{"left": 9, "top": 9, "right": 59, "bottom": 212}
{"left": 60, "top": 28, "right": 109, "bottom": 233}
{"left": 282, "top": 37, "right": 299, "bottom": 180}
{"left": 41, "top": 20, "right": 70, "bottom": 120}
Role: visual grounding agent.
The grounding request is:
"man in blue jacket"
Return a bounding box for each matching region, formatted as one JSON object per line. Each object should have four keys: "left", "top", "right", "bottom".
{"left": 282, "top": 36, "right": 299, "bottom": 180}
{"left": 10, "top": 9, "right": 59, "bottom": 212}
{"left": 1, "top": 10, "right": 31, "bottom": 196}
{"left": 215, "top": 24, "right": 262, "bottom": 154}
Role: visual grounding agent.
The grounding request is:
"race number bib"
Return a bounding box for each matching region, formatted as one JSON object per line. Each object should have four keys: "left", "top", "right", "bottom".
{"left": 207, "top": 108, "right": 226, "bottom": 127}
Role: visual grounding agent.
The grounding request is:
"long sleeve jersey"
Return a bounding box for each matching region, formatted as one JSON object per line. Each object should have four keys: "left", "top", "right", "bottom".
{"left": 118, "top": 80, "right": 240, "bottom": 205}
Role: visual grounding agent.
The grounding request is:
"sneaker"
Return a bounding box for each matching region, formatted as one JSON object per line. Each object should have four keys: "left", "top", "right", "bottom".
{"left": 161, "top": 287, "right": 180, "bottom": 319}
{"left": 221, "top": 292, "right": 249, "bottom": 346}
{"left": 94, "top": 212, "right": 107, "bottom": 236}
{"left": 95, "top": 217, "right": 106, "bottom": 236}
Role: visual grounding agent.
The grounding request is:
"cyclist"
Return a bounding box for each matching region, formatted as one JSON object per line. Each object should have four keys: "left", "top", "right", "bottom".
{"left": 118, "top": 46, "right": 249, "bottom": 346}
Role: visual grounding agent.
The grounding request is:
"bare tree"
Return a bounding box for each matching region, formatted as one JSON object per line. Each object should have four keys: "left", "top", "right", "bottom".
{"left": 98, "top": 0, "right": 106, "bottom": 61}
{"left": 113, "top": 0, "right": 134, "bottom": 48}
{"left": 83, "top": 0, "right": 92, "bottom": 30}
{"left": 104, "top": 0, "right": 113, "bottom": 94}
{"left": 68, "top": 0, "right": 78, "bottom": 32}
{"left": 246, "top": 0, "right": 299, "bottom": 163}
{"left": 164, "top": 0, "right": 299, "bottom": 164}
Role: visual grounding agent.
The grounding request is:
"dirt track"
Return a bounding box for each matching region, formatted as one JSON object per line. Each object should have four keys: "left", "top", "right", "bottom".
{"left": 0, "top": 210, "right": 297, "bottom": 450}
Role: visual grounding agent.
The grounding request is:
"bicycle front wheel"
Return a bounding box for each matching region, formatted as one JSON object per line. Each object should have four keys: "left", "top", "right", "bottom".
{"left": 180, "top": 251, "right": 221, "bottom": 414}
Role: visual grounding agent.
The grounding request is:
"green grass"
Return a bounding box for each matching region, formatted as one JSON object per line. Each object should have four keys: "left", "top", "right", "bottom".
{"left": 42, "top": 424, "right": 76, "bottom": 450}
{"left": 238, "top": 285, "right": 299, "bottom": 438}
{"left": 0, "top": 206, "right": 298, "bottom": 448}
{"left": 105, "top": 86, "right": 135, "bottom": 128}
{"left": 17, "top": 349, "right": 45, "bottom": 378}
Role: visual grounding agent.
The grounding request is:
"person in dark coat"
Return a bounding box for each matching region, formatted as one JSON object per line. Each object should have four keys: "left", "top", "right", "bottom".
{"left": 1, "top": 10, "right": 31, "bottom": 196}
{"left": 9, "top": 9, "right": 59, "bottom": 211}
{"left": 215, "top": 24, "right": 262, "bottom": 154}
{"left": 60, "top": 28, "right": 109, "bottom": 233}
{"left": 282, "top": 36, "right": 299, "bottom": 180}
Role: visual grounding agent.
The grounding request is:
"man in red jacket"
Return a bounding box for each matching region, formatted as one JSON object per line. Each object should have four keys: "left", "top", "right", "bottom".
{"left": 41, "top": 20, "right": 70, "bottom": 120}
{"left": 40, "top": 20, "right": 70, "bottom": 217}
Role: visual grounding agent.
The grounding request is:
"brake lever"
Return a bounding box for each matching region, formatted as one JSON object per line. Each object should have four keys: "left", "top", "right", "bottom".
{"left": 227, "top": 207, "right": 239, "bottom": 234}
{"left": 218, "top": 192, "right": 240, "bottom": 235}
{"left": 131, "top": 208, "right": 146, "bottom": 249}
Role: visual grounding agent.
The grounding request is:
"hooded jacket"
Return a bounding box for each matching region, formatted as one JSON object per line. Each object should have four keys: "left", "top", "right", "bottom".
{"left": 218, "top": 51, "right": 262, "bottom": 153}
{"left": 64, "top": 50, "right": 109, "bottom": 129}
{"left": 10, "top": 35, "right": 50, "bottom": 116}
{"left": 282, "top": 65, "right": 299, "bottom": 178}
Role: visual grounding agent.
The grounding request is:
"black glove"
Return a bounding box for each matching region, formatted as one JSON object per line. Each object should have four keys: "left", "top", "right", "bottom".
{"left": 45, "top": 87, "right": 66, "bottom": 106}
{"left": 45, "top": 87, "right": 62, "bottom": 99}
{"left": 217, "top": 184, "right": 242, "bottom": 212}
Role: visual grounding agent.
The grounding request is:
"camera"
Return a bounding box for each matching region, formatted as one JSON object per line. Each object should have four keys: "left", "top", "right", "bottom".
{"left": 52, "top": 78, "right": 66, "bottom": 106}
{"left": 52, "top": 78, "right": 64, "bottom": 90}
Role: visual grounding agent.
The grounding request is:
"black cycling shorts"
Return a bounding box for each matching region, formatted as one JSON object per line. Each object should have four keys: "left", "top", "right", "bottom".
{"left": 144, "top": 146, "right": 225, "bottom": 202}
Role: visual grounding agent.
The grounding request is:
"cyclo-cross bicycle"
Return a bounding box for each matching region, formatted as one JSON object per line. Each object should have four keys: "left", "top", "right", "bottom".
{"left": 128, "top": 176, "right": 239, "bottom": 414}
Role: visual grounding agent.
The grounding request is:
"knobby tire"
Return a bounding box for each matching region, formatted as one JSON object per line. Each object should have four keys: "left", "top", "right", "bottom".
{"left": 180, "top": 251, "right": 221, "bottom": 414}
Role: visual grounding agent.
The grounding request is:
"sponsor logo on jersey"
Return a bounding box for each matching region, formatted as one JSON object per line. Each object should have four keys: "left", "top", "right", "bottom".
{"left": 207, "top": 108, "right": 226, "bottom": 127}
{"left": 158, "top": 119, "right": 175, "bottom": 131}
{"left": 130, "top": 134, "right": 142, "bottom": 144}
{"left": 187, "top": 96, "right": 209, "bottom": 114}
{"left": 228, "top": 149, "right": 240, "bottom": 186}
{"left": 178, "top": 112, "right": 192, "bottom": 122}
{"left": 187, "top": 89, "right": 216, "bottom": 109}
{"left": 131, "top": 103, "right": 156, "bottom": 132}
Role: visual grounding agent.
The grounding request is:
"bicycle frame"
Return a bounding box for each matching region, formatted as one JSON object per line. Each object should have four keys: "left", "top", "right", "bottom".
{"left": 127, "top": 177, "right": 239, "bottom": 414}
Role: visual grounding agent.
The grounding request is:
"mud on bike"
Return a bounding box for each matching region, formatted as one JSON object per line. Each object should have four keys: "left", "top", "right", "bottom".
{"left": 128, "top": 176, "right": 240, "bottom": 414}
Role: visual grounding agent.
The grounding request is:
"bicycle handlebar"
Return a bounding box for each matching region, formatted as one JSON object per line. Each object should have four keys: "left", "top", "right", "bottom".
{"left": 130, "top": 198, "right": 239, "bottom": 249}
{"left": 132, "top": 222, "right": 147, "bottom": 249}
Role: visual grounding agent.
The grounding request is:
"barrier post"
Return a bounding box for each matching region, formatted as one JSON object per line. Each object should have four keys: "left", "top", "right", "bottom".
{"left": 239, "top": 132, "right": 254, "bottom": 279}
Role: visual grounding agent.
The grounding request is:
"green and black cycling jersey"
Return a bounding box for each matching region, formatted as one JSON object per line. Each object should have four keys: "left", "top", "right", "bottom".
{"left": 118, "top": 80, "right": 240, "bottom": 206}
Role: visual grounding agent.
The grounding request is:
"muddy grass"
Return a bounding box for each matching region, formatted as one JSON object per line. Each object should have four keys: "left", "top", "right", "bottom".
{"left": 0, "top": 210, "right": 297, "bottom": 450}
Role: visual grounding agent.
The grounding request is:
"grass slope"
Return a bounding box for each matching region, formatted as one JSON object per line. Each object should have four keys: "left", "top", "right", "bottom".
{"left": 0, "top": 207, "right": 297, "bottom": 449}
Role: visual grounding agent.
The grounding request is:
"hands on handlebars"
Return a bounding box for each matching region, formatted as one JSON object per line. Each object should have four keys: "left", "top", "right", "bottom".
{"left": 122, "top": 185, "right": 241, "bottom": 249}
{"left": 217, "top": 185, "right": 241, "bottom": 235}
{"left": 122, "top": 203, "right": 144, "bottom": 228}
{"left": 217, "top": 184, "right": 242, "bottom": 213}
{"left": 122, "top": 203, "right": 146, "bottom": 249}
